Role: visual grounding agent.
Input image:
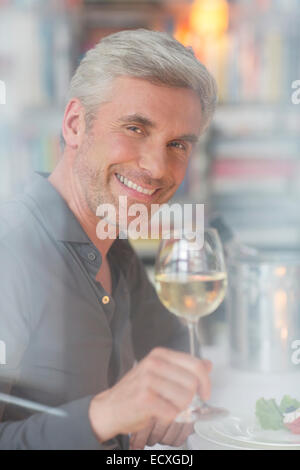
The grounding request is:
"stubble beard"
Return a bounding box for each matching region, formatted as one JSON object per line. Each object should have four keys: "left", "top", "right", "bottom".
{"left": 73, "top": 134, "right": 175, "bottom": 234}
{"left": 73, "top": 132, "right": 108, "bottom": 214}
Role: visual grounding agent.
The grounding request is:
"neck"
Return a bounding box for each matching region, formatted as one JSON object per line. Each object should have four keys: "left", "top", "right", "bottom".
{"left": 48, "top": 157, "right": 116, "bottom": 259}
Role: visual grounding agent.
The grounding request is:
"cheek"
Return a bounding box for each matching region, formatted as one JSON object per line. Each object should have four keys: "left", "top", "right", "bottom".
{"left": 170, "top": 158, "right": 190, "bottom": 186}
{"left": 101, "top": 135, "right": 140, "bottom": 165}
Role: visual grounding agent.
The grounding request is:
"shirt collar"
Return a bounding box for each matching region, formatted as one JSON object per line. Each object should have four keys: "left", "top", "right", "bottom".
{"left": 23, "top": 172, "right": 133, "bottom": 266}
{"left": 23, "top": 172, "right": 91, "bottom": 243}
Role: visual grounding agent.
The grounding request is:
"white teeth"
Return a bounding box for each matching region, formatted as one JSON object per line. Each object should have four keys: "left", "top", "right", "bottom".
{"left": 116, "top": 173, "right": 156, "bottom": 195}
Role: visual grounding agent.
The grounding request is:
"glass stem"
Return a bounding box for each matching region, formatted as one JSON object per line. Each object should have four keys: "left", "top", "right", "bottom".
{"left": 188, "top": 321, "right": 204, "bottom": 409}
{"left": 188, "top": 322, "right": 196, "bottom": 357}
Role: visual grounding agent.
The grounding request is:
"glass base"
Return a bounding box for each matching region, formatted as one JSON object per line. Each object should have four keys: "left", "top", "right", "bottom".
{"left": 175, "top": 396, "right": 229, "bottom": 423}
{"left": 175, "top": 408, "right": 199, "bottom": 423}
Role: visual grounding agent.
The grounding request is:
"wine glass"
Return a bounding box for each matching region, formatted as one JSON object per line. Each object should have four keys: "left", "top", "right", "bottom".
{"left": 154, "top": 228, "right": 228, "bottom": 423}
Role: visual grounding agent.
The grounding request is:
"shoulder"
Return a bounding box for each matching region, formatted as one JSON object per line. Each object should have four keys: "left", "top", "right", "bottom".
{"left": 0, "top": 197, "right": 36, "bottom": 273}
{"left": 0, "top": 198, "right": 32, "bottom": 243}
{"left": 0, "top": 195, "right": 47, "bottom": 270}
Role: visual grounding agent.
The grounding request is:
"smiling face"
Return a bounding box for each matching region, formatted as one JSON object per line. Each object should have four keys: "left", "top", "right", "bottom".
{"left": 72, "top": 76, "right": 203, "bottom": 228}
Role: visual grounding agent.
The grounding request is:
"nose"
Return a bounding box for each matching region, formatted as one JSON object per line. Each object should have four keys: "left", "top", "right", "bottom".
{"left": 138, "top": 144, "right": 168, "bottom": 180}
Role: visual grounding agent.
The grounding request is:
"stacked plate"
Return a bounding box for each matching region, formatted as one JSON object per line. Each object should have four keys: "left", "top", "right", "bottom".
{"left": 194, "top": 413, "right": 300, "bottom": 450}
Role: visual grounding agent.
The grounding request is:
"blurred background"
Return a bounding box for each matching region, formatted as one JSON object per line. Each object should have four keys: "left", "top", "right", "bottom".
{"left": 1, "top": 0, "right": 300, "bottom": 332}
{"left": 1, "top": 0, "right": 300, "bottom": 379}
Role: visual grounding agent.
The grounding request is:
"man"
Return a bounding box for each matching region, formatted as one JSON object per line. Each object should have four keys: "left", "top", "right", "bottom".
{"left": 0, "top": 29, "right": 217, "bottom": 449}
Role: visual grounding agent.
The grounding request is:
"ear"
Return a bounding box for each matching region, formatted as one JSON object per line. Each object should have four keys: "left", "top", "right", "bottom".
{"left": 62, "top": 98, "right": 86, "bottom": 149}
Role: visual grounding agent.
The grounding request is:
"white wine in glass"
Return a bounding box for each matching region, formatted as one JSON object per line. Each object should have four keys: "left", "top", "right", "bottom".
{"left": 155, "top": 272, "right": 227, "bottom": 322}
{"left": 155, "top": 229, "right": 228, "bottom": 422}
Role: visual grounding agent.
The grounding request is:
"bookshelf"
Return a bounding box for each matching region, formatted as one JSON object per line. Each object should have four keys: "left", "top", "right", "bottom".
{"left": 0, "top": 0, "right": 81, "bottom": 200}
{"left": 174, "top": 0, "right": 300, "bottom": 250}
{"left": 208, "top": 0, "right": 300, "bottom": 248}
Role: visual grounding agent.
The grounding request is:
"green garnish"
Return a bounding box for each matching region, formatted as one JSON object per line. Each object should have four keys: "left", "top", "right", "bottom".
{"left": 255, "top": 398, "right": 284, "bottom": 430}
{"left": 279, "top": 395, "right": 300, "bottom": 414}
{"left": 256, "top": 395, "right": 300, "bottom": 431}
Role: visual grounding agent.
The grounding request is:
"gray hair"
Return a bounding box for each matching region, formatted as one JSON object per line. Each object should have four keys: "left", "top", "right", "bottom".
{"left": 61, "top": 29, "right": 217, "bottom": 149}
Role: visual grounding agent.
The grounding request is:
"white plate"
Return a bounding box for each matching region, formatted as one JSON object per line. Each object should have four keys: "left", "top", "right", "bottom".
{"left": 194, "top": 412, "right": 300, "bottom": 450}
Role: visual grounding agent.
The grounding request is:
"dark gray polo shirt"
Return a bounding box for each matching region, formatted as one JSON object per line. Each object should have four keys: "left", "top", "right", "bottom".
{"left": 0, "top": 172, "right": 188, "bottom": 450}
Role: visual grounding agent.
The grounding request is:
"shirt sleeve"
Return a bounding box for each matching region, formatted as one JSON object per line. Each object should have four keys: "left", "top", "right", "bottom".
{"left": 126, "top": 245, "right": 190, "bottom": 361}
{"left": 0, "top": 240, "right": 123, "bottom": 450}
{"left": 0, "top": 394, "right": 124, "bottom": 450}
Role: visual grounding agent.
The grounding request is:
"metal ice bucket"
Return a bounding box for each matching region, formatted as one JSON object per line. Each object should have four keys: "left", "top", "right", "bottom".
{"left": 227, "top": 249, "right": 300, "bottom": 372}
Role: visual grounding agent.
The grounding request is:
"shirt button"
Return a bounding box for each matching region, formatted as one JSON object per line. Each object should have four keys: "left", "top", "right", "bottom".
{"left": 102, "top": 295, "right": 110, "bottom": 304}
{"left": 88, "top": 252, "right": 96, "bottom": 261}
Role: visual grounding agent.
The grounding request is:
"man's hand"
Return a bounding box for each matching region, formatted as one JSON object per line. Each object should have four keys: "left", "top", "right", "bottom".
{"left": 129, "top": 358, "right": 212, "bottom": 450}
{"left": 88, "top": 347, "right": 212, "bottom": 444}
{"left": 129, "top": 419, "right": 194, "bottom": 450}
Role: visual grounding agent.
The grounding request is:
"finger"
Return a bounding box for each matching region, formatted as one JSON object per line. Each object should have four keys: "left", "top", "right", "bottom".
{"left": 129, "top": 434, "right": 137, "bottom": 450}
{"left": 143, "top": 350, "right": 208, "bottom": 391}
{"left": 202, "top": 359, "right": 213, "bottom": 373}
{"left": 146, "top": 420, "right": 174, "bottom": 447}
{"left": 172, "top": 423, "right": 194, "bottom": 447}
{"left": 160, "top": 422, "right": 192, "bottom": 447}
{"left": 149, "top": 422, "right": 193, "bottom": 448}
{"left": 148, "top": 349, "right": 211, "bottom": 401}
{"left": 143, "top": 357, "right": 199, "bottom": 398}
{"left": 151, "top": 348, "right": 211, "bottom": 377}
{"left": 143, "top": 391, "right": 180, "bottom": 427}
{"left": 130, "top": 419, "right": 155, "bottom": 450}
{"left": 146, "top": 372, "right": 196, "bottom": 412}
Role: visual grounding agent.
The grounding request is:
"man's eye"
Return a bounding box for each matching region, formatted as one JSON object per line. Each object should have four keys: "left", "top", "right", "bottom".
{"left": 126, "top": 125, "right": 143, "bottom": 134}
{"left": 169, "top": 141, "right": 186, "bottom": 151}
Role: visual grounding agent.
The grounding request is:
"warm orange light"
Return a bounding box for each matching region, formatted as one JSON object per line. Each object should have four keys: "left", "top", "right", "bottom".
{"left": 280, "top": 327, "right": 288, "bottom": 341}
{"left": 174, "top": 0, "right": 229, "bottom": 95}
{"left": 190, "top": 0, "right": 229, "bottom": 37}
{"left": 174, "top": 0, "right": 229, "bottom": 62}
{"left": 184, "top": 296, "right": 196, "bottom": 309}
{"left": 274, "top": 266, "right": 286, "bottom": 277}
{"left": 274, "top": 289, "right": 287, "bottom": 331}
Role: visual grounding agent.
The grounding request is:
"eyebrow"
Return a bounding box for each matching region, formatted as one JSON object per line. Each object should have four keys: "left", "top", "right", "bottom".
{"left": 117, "top": 113, "right": 200, "bottom": 144}
{"left": 118, "top": 113, "right": 156, "bottom": 128}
